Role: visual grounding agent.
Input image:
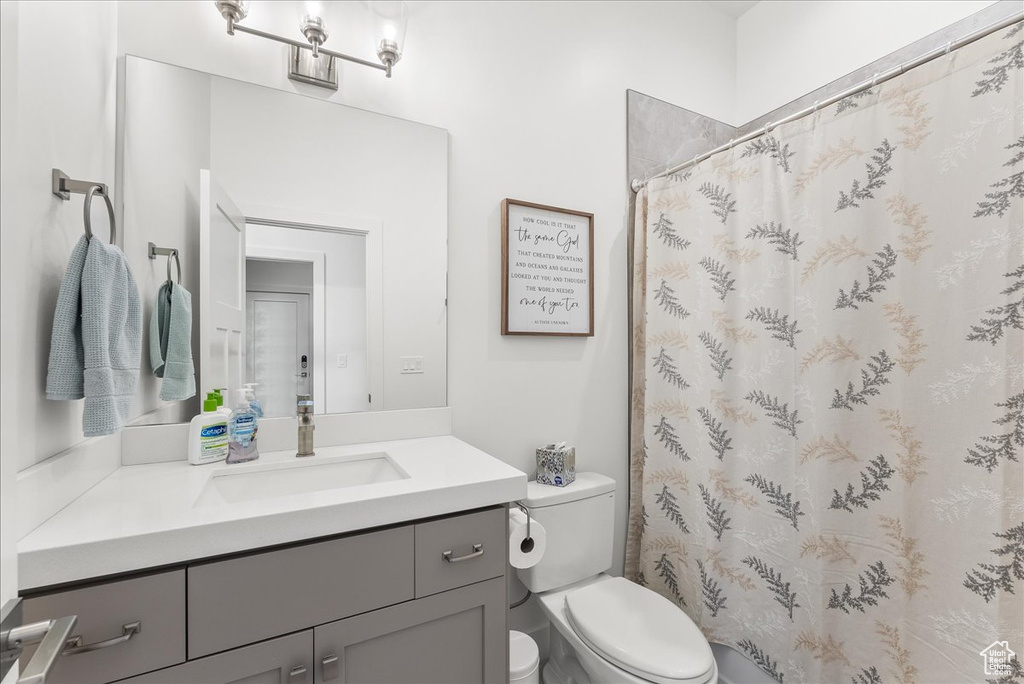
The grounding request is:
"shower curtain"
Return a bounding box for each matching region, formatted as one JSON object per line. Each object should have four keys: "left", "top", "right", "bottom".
{"left": 626, "top": 21, "right": 1022, "bottom": 684}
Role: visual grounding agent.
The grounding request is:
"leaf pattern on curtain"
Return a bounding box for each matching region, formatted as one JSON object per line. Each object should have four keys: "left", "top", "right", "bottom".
{"left": 626, "top": 21, "right": 1024, "bottom": 684}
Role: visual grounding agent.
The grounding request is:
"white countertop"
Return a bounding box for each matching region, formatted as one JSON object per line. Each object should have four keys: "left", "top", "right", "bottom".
{"left": 18, "top": 436, "right": 527, "bottom": 590}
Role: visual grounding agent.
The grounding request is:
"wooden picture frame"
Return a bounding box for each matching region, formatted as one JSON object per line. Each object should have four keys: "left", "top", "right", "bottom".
{"left": 501, "top": 198, "right": 594, "bottom": 336}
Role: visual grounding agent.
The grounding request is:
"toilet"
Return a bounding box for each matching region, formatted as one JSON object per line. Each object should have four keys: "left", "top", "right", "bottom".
{"left": 518, "top": 473, "right": 718, "bottom": 684}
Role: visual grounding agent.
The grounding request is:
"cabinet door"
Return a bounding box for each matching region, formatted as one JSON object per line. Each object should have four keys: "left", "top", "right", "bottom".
{"left": 118, "top": 630, "right": 312, "bottom": 684}
{"left": 22, "top": 570, "right": 186, "bottom": 684}
{"left": 188, "top": 526, "right": 413, "bottom": 658}
{"left": 314, "top": 577, "right": 506, "bottom": 684}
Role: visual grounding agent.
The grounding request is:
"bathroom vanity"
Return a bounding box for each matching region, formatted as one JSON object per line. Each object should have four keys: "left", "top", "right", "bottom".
{"left": 17, "top": 435, "right": 525, "bottom": 684}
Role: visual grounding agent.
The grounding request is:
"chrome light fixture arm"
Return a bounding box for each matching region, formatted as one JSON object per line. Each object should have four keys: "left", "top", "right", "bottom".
{"left": 231, "top": 23, "right": 388, "bottom": 75}
{"left": 214, "top": 0, "right": 392, "bottom": 79}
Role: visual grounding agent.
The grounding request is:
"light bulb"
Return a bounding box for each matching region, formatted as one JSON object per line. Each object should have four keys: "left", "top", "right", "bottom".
{"left": 298, "top": 0, "right": 328, "bottom": 57}
{"left": 370, "top": 1, "right": 409, "bottom": 75}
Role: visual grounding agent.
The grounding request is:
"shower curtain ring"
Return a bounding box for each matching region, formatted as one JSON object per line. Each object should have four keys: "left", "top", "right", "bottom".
{"left": 728, "top": 138, "right": 735, "bottom": 149}
{"left": 870, "top": 72, "right": 880, "bottom": 88}
{"left": 945, "top": 41, "right": 953, "bottom": 56}
{"left": 813, "top": 100, "right": 820, "bottom": 113}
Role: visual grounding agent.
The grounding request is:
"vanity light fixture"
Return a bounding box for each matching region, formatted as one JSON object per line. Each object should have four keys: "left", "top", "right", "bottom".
{"left": 213, "top": 0, "right": 409, "bottom": 91}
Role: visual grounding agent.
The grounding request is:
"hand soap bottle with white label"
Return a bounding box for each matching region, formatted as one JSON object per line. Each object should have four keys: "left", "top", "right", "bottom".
{"left": 188, "top": 397, "right": 229, "bottom": 466}
{"left": 227, "top": 389, "right": 260, "bottom": 464}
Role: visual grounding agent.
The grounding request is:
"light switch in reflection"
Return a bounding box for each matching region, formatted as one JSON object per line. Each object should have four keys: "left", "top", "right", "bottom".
{"left": 337, "top": 354, "right": 348, "bottom": 368}
{"left": 401, "top": 356, "right": 424, "bottom": 374}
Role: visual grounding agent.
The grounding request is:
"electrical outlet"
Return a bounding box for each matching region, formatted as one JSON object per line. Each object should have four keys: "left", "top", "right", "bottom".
{"left": 400, "top": 356, "right": 424, "bottom": 374}
{"left": 336, "top": 354, "right": 348, "bottom": 368}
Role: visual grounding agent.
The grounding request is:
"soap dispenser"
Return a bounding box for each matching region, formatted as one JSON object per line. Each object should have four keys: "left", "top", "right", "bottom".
{"left": 188, "top": 397, "right": 229, "bottom": 466}
{"left": 244, "top": 383, "right": 264, "bottom": 419}
{"left": 227, "top": 389, "right": 260, "bottom": 464}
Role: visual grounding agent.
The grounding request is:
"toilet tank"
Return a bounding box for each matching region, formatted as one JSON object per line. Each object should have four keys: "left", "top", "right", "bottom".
{"left": 518, "top": 472, "right": 616, "bottom": 593}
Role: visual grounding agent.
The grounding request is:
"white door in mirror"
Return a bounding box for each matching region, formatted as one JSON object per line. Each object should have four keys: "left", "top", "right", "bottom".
{"left": 199, "top": 170, "right": 246, "bottom": 399}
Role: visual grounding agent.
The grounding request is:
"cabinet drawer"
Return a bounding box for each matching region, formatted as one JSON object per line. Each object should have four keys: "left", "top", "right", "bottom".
{"left": 117, "top": 629, "right": 312, "bottom": 684}
{"left": 22, "top": 570, "right": 186, "bottom": 684}
{"left": 415, "top": 507, "right": 506, "bottom": 597}
{"left": 313, "top": 577, "right": 506, "bottom": 684}
{"left": 188, "top": 526, "right": 414, "bottom": 658}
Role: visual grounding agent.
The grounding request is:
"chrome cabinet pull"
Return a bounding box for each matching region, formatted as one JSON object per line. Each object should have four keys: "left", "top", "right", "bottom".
{"left": 288, "top": 665, "right": 308, "bottom": 683}
{"left": 322, "top": 654, "right": 339, "bottom": 681}
{"left": 442, "top": 543, "right": 484, "bottom": 563}
{"left": 63, "top": 621, "right": 140, "bottom": 656}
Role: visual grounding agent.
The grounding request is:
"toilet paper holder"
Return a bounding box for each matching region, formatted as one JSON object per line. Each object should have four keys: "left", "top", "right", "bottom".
{"left": 515, "top": 503, "right": 535, "bottom": 554}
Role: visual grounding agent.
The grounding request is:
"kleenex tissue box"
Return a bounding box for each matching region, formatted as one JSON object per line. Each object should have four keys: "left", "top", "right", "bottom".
{"left": 536, "top": 443, "right": 576, "bottom": 487}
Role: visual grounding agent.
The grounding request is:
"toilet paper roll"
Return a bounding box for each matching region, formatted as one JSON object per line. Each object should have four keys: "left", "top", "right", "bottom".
{"left": 509, "top": 508, "right": 546, "bottom": 569}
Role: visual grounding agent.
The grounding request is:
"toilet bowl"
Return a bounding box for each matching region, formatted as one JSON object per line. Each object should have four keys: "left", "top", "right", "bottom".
{"left": 518, "top": 474, "right": 717, "bottom": 684}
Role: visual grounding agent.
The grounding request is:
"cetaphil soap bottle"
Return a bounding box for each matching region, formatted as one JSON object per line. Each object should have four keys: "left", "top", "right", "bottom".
{"left": 188, "top": 398, "right": 229, "bottom": 466}
{"left": 227, "top": 389, "right": 260, "bottom": 464}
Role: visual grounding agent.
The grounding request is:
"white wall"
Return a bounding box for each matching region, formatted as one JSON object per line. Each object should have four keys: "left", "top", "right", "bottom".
{"left": 0, "top": 1, "right": 119, "bottom": 473}
{"left": 735, "top": 0, "right": 1001, "bottom": 123}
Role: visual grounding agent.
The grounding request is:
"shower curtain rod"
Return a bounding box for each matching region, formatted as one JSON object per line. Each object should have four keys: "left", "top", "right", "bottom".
{"left": 630, "top": 10, "right": 1024, "bottom": 193}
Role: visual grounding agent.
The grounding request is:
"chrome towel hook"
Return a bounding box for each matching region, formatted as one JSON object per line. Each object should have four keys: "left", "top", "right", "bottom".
{"left": 148, "top": 243, "right": 181, "bottom": 285}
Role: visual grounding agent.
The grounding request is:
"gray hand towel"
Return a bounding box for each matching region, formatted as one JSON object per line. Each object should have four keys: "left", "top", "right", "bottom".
{"left": 46, "top": 236, "right": 142, "bottom": 437}
{"left": 149, "top": 282, "right": 196, "bottom": 402}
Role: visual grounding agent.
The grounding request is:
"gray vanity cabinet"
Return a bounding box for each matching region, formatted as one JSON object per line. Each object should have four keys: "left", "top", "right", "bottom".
{"left": 118, "top": 630, "right": 313, "bottom": 684}
{"left": 21, "top": 506, "right": 509, "bottom": 684}
{"left": 313, "top": 577, "right": 506, "bottom": 684}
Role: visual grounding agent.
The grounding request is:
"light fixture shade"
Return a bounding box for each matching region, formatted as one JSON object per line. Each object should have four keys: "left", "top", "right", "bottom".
{"left": 297, "top": 0, "right": 323, "bottom": 25}
{"left": 297, "top": 0, "right": 329, "bottom": 56}
{"left": 370, "top": 1, "right": 409, "bottom": 67}
{"left": 214, "top": 0, "right": 248, "bottom": 27}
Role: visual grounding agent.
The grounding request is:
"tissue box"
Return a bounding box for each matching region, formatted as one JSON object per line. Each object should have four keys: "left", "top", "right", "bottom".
{"left": 536, "top": 443, "right": 576, "bottom": 487}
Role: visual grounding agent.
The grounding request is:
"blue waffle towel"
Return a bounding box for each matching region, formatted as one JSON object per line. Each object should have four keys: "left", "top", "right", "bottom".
{"left": 46, "top": 236, "right": 142, "bottom": 437}
{"left": 149, "top": 281, "right": 196, "bottom": 402}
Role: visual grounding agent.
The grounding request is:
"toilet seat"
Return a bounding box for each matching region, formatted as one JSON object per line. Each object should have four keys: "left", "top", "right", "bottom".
{"left": 564, "top": 577, "right": 715, "bottom": 684}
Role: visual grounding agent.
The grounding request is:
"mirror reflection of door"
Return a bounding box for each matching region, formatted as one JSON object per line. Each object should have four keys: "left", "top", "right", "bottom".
{"left": 245, "top": 259, "right": 314, "bottom": 418}
{"left": 245, "top": 224, "right": 370, "bottom": 416}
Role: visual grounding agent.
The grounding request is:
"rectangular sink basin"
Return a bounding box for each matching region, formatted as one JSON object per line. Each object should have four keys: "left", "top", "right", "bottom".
{"left": 194, "top": 452, "right": 409, "bottom": 507}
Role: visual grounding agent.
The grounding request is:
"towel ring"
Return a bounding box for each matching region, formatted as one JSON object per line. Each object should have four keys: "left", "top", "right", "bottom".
{"left": 166, "top": 250, "right": 181, "bottom": 285}
{"left": 83, "top": 185, "right": 116, "bottom": 244}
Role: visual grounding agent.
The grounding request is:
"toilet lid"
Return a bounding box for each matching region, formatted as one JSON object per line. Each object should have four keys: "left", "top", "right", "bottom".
{"left": 564, "top": 577, "right": 714, "bottom": 684}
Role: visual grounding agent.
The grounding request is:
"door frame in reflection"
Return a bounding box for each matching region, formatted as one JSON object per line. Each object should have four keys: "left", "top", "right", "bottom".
{"left": 243, "top": 204, "right": 383, "bottom": 414}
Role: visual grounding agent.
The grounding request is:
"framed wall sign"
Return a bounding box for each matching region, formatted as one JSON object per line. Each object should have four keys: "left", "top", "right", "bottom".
{"left": 501, "top": 198, "right": 594, "bottom": 336}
